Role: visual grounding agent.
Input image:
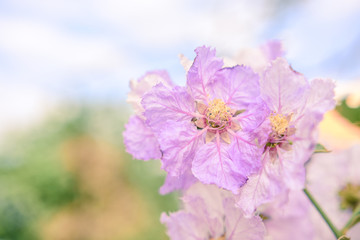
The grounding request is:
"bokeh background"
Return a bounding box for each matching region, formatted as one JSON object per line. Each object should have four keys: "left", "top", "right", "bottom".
{"left": 0, "top": 0, "right": 359, "bottom": 239}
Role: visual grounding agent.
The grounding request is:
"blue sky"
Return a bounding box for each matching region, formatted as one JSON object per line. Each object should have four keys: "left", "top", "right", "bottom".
{"left": 0, "top": 0, "right": 359, "bottom": 131}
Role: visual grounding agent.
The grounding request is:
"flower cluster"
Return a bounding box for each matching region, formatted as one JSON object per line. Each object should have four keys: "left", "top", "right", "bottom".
{"left": 123, "top": 41, "right": 337, "bottom": 239}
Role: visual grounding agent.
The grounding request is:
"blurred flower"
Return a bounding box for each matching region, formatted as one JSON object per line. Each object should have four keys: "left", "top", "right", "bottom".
{"left": 161, "top": 183, "right": 266, "bottom": 240}
{"left": 261, "top": 190, "right": 314, "bottom": 240}
{"left": 307, "top": 144, "right": 360, "bottom": 239}
{"left": 237, "top": 58, "right": 335, "bottom": 215}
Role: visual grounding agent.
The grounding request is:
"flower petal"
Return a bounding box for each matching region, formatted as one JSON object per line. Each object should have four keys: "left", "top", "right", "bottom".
{"left": 161, "top": 211, "right": 207, "bottom": 240}
{"left": 192, "top": 137, "right": 249, "bottom": 193}
{"left": 142, "top": 83, "right": 195, "bottom": 134}
{"left": 210, "top": 65, "right": 260, "bottom": 109}
{"left": 159, "top": 169, "right": 198, "bottom": 195}
{"left": 127, "top": 70, "right": 173, "bottom": 116}
{"left": 223, "top": 198, "right": 265, "bottom": 240}
{"left": 158, "top": 121, "right": 205, "bottom": 177}
{"left": 260, "top": 58, "right": 309, "bottom": 115}
{"left": 236, "top": 151, "right": 284, "bottom": 216}
{"left": 306, "top": 78, "right": 336, "bottom": 115}
{"left": 187, "top": 46, "right": 224, "bottom": 102}
{"left": 123, "top": 115, "right": 161, "bottom": 161}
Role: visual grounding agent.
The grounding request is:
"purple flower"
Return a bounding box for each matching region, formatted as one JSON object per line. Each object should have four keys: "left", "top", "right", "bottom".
{"left": 142, "top": 46, "right": 265, "bottom": 193}
{"left": 307, "top": 144, "right": 360, "bottom": 239}
{"left": 161, "top": 183, "right": 266, "bottom": 240}
{"left": 123, "top": 70, "right": 173, "bottom": 161}
{"left": 261, "top": 190, "right": 315, "bottom": 240}
{"left": 237, "top": 58, "right": 336, "bottom": 215}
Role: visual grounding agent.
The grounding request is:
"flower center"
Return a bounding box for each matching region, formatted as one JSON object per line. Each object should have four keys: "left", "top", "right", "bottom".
{"left": 269, "top": 113, "right": 289, "bottom": 136}
{"left": 338, "top": 183, "right": 360, "bottom": 211}
{"left": 206, "top": 99, "right": 232, "bottom": 128}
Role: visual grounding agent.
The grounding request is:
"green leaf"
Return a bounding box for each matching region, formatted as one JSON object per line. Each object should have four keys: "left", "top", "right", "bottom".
{"left": 314, "top": 143, "right": 331, "bottom": 153}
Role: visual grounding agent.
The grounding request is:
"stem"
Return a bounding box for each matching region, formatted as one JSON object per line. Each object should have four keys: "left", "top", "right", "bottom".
{"left": 341, "top": 204, "right": 360, "bottom": 234}
{"left": 303, "top": 188, "right": 342, "bottom": 239}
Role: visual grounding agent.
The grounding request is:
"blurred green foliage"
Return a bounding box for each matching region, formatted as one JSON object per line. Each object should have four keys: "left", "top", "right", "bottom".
{"left": 336, "top": 98, "right": 360, "bottom": 125}
{"left": 0, "top": 104, "right": 178, "bottom": 240}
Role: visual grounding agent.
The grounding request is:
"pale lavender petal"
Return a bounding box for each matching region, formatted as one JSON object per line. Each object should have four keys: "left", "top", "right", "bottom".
{"left": 306, "top": 78, "right": 336, "bottom": 115}
{"left": 123, "top": 115, "right": 161, "bottom": 161}
{"left": 277, "top": 147, "right": 306, "bottom": 190}
{"left": 229, "top": 131, "right": 263, "bottom": 175}
{"left": 192, "top": 141, "right": 248, "bottom": 194}
{"left": 265, "top": 216, "right": 313, "bottom": 240}
{"left": 182, "top": 196, "right": 224, "bottom": 238}
{"left": 291, "top": 114, "right": 320, "bottom": 164}
{"left": 158, "top": 121, "right": 204, "bottom": 177}
{"left": 260, "top": 58, "right": 309, "bottom": 114}
{"left": 159, "top": 169, "right": 198, "bottom": 195}
{"left": 262, "top": 191, "right": 314, "bottom": 240}
{"left": 209, "top": 65, "right": 260, "bottom": 109}
{"left": 142, "top": 83, "right": 195, "bottom": 134}
{"left": 236, "top": 153, "right": 284, "bottom": 216}
{"left": 183, "top": 183, "right": 231, "bottom": 219}
{"left": 187, "top": 46, "right": 224, "bottom": 102}
{"left": 127, "top": 70, "right": 173, "bottom": 116}
{"left": 223, "top": 198, "right": 266, "bottom": 240}
{"left": 161, "top": 211, "right": 207, "bottom": 240}
{"left": 236, "top": 101, "right": 270, "bottom": 132}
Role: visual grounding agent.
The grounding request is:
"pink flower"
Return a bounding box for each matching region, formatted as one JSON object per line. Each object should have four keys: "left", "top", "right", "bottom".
{"left": 307, "top": 144, "right": 360, "bottom": 239}
{"left": 142, "top": 46, "right": 266, "bottom": 193}
{"left": 161, "top": 183, "right": 266, "bottom": 240}
{"left": 261, "top": 190, "right": 315, "bottom": 240}
{"left": 237, "top": 58, "right": 336, "bottom": 215}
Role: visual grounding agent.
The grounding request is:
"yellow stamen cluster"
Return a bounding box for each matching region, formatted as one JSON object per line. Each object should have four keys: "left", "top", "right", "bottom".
{"left": 269, "top": 113, "right": 289, "bottom": 135}
{"left": 206, "top": 99, "right": 231, "bottom": 122}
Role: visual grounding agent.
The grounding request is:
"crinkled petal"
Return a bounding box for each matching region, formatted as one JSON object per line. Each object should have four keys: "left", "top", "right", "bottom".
{"left": 127, "top": 70, "right": 173, "bottom": 116}
{"left": 260, "top": 58, "right": 309, "bottom": 115}
{"left": 159, "top": 169, "right": 197, "bottom": 195}
{"left": 306, "top": 78, "right": 336, "bottom": 115}
{"left": 192, "top": 140, "right": 249, "bottom": 194}
{"left": 183, "top": 183, "right": 231, "bottom": 219}
{"left": 291, "top": 114, "right": 320, "bottom": 164}
{"left": 123, "top": 115, "right": 161, "bottom": 160}
{"left": 223, "top": 198, "right": 266, "bottom": 240}
{"left": 187, "top": 46, "right": 224, "bottom": 102}
{"left": 229, "top": 131, "right": 263, "bottom": 174}
{"left": 158, "top": 121, "right": 204, "bottom": 177}
{"left": 161, "top": 211, "right": 207, "bottom": 240}
{"left": 209, "top": 65, "right": 260, "bottom": 109}
{"left": 182, "top": 196, "right": 224, "bottom": 238}
{"left": 235, "top": 101, "right": 270, "bottom": 132}
{"left": 142, "top": 83, "right": 195, "bottom": 133}
{"left": 236, "top": 152, "right": 284, "bottom": 216}
{"left": 279, "top": 146, "right": 306, "bottom": 190}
